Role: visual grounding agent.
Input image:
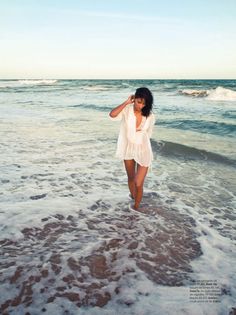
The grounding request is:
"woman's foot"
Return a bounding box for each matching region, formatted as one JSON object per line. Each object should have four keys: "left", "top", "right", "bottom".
{"left": 128, "top": 203, "right": 138, "bottom": 211}
{"left": 128, "top": 204, "right": 148, "bottom": 216}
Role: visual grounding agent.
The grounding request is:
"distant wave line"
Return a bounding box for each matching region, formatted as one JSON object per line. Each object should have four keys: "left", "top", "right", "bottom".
{"left": 157, "top": 119, "right": 236, "bottom": 137}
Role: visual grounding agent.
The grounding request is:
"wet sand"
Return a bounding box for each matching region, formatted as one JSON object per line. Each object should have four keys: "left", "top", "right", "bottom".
{"left": 0, "top": 193, "right": 202, "bottom": 313}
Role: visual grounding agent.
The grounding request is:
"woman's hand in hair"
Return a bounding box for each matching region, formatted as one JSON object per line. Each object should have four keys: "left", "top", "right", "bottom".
{"left": 124, "top": 95, "right": 135, "bottom": 106}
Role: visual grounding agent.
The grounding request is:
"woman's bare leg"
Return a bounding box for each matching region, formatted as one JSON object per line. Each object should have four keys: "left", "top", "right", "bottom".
{"left": 134, "top": 164, "right": 149, "bottom": 209}
{"left": 124, "top": 159, "right": 136, "bottom": 199}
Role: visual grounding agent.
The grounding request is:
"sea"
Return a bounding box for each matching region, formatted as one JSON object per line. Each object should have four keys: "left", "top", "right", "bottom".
{"left": 0, "top": 79, "right": 235, "bottom": 315}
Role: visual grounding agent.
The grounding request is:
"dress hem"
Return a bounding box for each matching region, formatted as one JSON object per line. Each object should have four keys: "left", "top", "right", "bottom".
{"left": 115, "top": 154, "right": 153, "bottom": 168}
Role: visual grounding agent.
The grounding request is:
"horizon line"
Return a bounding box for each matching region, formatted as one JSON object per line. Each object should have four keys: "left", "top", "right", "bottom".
{"left": 0, "top": 78, "right": 236, "bottom": 81}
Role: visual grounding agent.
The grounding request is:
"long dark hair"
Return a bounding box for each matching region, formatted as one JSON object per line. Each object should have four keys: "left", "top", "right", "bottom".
{"left": 134, "top": 87, "right": 153, "bottom": 117}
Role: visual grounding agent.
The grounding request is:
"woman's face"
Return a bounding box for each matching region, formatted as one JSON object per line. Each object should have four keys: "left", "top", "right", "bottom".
{"left": 134, "top": 98, "right": 146, "bottom": 111}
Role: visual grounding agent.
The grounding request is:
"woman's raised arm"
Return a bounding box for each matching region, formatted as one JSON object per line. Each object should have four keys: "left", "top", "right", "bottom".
{"left": 109, "top": 95, "right": 134, "bottom": 118}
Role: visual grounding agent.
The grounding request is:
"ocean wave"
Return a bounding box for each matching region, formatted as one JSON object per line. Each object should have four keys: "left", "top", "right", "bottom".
{"left": 18, "top": 79, "right": 58, "bottom": 86}
{"left": 157, "top": 119, "right": 236, "bottom": 137}
{"left": 152, "top": 140, "right": 236, "bottom": 167}
{"left": 70, "top": 103, "right": 110, "bottom": 112}
{"left": 82, "top": 85, "right": 110, "bottom": 91}
{"left": 179, "top": 86, "right": 236, "bottom": 101}
{"left": 81, "top": 82, "right": 132, "bottom": 91}
{"left": 0, "top": 79, "right": 58, "bottom": 89}
{"left": 0, "top": 81, "right": 14, "bottom": 88}
{"left": 207, "top": 86, "right": 236, "bottom": 101}
{"left": 179, "top": 89, "right": 208, "bottom": 97}
{"left": 222, "top": 110, "right": 236, "bottom": 120}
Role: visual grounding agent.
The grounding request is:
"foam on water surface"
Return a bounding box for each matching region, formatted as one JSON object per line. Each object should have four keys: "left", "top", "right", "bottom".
{"left": 0, "top": 80, "right": 236, "bottom": 314}
{"left": 0, "top": 192, "right": 202, "bottom": 313}
{"left": 179, "top": 86, "right": 236, "bottom": 101}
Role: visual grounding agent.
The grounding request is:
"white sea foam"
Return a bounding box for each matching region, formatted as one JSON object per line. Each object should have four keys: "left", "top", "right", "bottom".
{"left": 0, "top": 79, "right": 58, "bottom": 88}
{"left": 179, "top": 89, "right": 208, "bottom": 97}
{"left": 180, "top": 86, "right": 236, "bottom": 101}
{"left": 206, "top": 86, "right": 236, "bottom": 101}
{"left": 18, "top": 79, "right": 58, "bottom": 85}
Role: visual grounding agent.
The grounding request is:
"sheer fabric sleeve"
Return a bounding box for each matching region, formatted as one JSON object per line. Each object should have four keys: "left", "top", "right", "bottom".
{"left": 109, "top": 107, "right": 125, "bottom": 121}
{"left": 147, "top": 113, "right": 155, "bottom": 138}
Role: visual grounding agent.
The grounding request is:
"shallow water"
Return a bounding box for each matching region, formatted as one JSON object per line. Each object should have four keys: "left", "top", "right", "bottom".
{"left": 0, "top": 79, "right": 236, "bottom": 314}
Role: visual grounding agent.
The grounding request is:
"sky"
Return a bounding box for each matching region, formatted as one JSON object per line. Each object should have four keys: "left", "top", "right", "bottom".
{"left": 0, "top": 0, "right": 236, "bottom": 79}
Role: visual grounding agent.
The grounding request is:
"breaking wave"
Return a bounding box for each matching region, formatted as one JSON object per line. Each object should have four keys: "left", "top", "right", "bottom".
{"left": 179, "top": 86, "right": 236, "bottom": 101}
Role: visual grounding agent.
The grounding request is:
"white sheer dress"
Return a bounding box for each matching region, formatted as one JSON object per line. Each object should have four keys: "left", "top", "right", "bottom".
{"left": 110, "top": 104, "right": 155, "bottom": 167}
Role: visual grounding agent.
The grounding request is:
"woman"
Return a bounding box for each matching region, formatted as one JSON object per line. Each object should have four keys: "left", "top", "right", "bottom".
{"left": 109, "top": 87, "right": 155, "bottom": 211}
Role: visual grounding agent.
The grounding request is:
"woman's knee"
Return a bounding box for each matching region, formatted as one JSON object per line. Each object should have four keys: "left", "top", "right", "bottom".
{"left": 135, "top": 178, "right": 144, "bottom": 188}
